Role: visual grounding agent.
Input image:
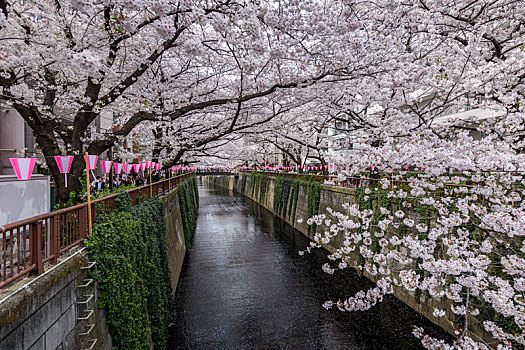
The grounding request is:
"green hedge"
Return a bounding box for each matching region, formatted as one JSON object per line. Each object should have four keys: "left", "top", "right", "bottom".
{"left": 85, "top": 193, "right": 175, "bottom": 350}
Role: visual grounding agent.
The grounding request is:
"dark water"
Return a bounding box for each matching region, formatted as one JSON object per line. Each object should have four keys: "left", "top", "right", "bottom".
{"left": 169, "top": 183, "right": 449, "bottom": 349}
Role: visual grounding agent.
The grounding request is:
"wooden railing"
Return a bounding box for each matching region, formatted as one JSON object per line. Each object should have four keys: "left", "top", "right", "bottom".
{"left": 0, "top": 172, "right": 191, "bottom": 290}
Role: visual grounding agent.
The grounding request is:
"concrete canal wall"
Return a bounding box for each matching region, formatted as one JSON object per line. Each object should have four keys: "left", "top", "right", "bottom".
{"left": 202, "top": 174, "right": 492, "bottom": 342}
{"left": 0, "top": 187, "right": 191, "bottom": 350}
{"left": 0, "top": 247, "right": 111, "bottom": 350}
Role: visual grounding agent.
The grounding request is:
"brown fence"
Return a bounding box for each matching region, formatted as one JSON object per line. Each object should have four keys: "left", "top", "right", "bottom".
{"left": 0, "top": 172, "right": 191, "bottom": 290}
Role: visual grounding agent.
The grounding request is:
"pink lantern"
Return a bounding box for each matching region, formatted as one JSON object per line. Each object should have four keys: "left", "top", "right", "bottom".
{"left": 101, "top": 160, "right": 112, "bottom": 173}
{"left": 54, "top": 155, "right": 74, "bottom": 187}
{"left": 114, "top": 163, "right": 124, "bottom": 175}
{"left": 84, "top": 154, "right": 98, "bottom": 181}
{"left": 55, "top": 155, "right": 74, "bottom": 173}
{"left": 84, "top": 154, "right": 98, "bottom": 170}
{"left": 9, "top": 158, "right": 37, "bottom": 180}
{"left": 100, "top": 160, "right": 112, "bottom": 183}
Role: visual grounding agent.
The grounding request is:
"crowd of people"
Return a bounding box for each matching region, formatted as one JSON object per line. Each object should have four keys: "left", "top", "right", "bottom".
{"left": 91, "top": 173, "right": 146, "bottom": 193}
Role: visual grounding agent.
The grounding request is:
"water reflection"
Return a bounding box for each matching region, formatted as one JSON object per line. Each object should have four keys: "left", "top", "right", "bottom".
{"left": 169, "top": 183, "right": 450, "bottom": 349}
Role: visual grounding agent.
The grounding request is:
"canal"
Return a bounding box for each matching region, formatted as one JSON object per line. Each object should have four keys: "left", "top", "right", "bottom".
{"left": 169, "top": 183, "right": 449, "bottom": 349}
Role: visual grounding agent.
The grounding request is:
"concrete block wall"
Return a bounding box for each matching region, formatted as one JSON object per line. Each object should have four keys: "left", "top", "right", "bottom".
{"left": 0, "top": 248, "right": 111, "bottom": 350}
{"left": 163, "top": 187, "right": 192, "bottom": 292}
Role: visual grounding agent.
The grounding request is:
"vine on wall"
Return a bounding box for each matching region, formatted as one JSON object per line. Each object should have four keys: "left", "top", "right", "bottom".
{"left": 249, "top": 172, "right": 267, "bottom": 200}
{"left": 272, "top": 176, "right": 320, "bottom": 234}
{"left": 273, "top": 177, "right": 296, "bottom": 218}
{"left": 250, "top": 172, "right": 257, "bottom": 197}
{"left": 241, "top": 173, "right": 247, "bottom": 194}
{"left": 258, "top": 174, "right": 267, "bottom": 201}
{"left": 304, "top": 180, "right": 321, "bottom": 236}
{"left": 273, "top": 176, "right": 284, "bottom": 212}
{"left": 178, "top": 176, "right": 199, "bottom": 249}
{"left": 274, "top": 176, "right": 292, "bottom": 216}
{"left": 192, "top": 175, "right": 199, "bottom": 208}
{"left": 85, "top": 193, "right": 176, "bottom": 350}
{"left": 288, "top": 180, "right": 300, "bottom": 221}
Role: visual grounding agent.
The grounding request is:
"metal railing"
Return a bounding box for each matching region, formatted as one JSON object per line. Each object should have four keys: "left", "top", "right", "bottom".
{"left": 240, "top": 171, "right": 481, "bottom": 201}
{"left": 0, "top": 172, "right": 191, "bottom": 290}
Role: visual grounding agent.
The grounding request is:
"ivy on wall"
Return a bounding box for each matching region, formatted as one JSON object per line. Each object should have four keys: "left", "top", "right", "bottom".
{"left": 192, "top": 175, "right": 199, "bottom": 208}
{"left": 288, "top": 180, "right": 300, "bottom": 221}
{"left": 304, "top": 180, "right": 321, "bottom": 236}
{"left": 250, "top": 172, "right": 257, "bottom": 197}
{"left": 241, "top": 173, "right": 247, "bottom": 194}
{"left": 258, "top": 174, "right": 267, "bottom": 201}
{"left": 273, "top": 177, "right": 295, "bottom": 217}
{"left": 178, "top": 176, "right": 199, "bottom": 249}
{"left": 272, "top": 176, "right": 320, "bottom": 235}
{"left": 273, "top": 176, "right": 283, "bottom": 212}
{"left": 248, "top": 172, "right": 267, "bottom": 200}
{"left": 273, "top": 177, "right": 288, "bottom": 215}
{"left": 211, "top": 175, "right": 229, "bottom": 188}
{"left": 85, "top": 193, "right": 175, "bottom": 350}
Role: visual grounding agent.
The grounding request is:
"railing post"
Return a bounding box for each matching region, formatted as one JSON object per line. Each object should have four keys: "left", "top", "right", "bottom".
{"left": 91, "top": 203, "right": 96, "bottom": 228}
{"left": 50, "top": 215, "right": 58, "bottom": 264}
{"left": 79, "top": 205, "right": 87, "bottom": 240}
{"left": 30, "top": 220, "right": 44, "bottom": 275}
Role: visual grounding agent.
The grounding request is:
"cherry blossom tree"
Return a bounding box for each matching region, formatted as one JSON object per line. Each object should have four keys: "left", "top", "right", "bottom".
{"left": 0, "top": 0, "right": 371, "bottom": 203}
{"left": 293, "top": 1, "right": 525, "bottom": 348}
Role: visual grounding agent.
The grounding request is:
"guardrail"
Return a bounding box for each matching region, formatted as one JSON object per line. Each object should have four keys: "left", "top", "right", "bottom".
{"left": 0, "top": 172, "right": 191, "bottom": 290}
{"left": 236, "top": 171, "right": 482, "bottom": 201}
